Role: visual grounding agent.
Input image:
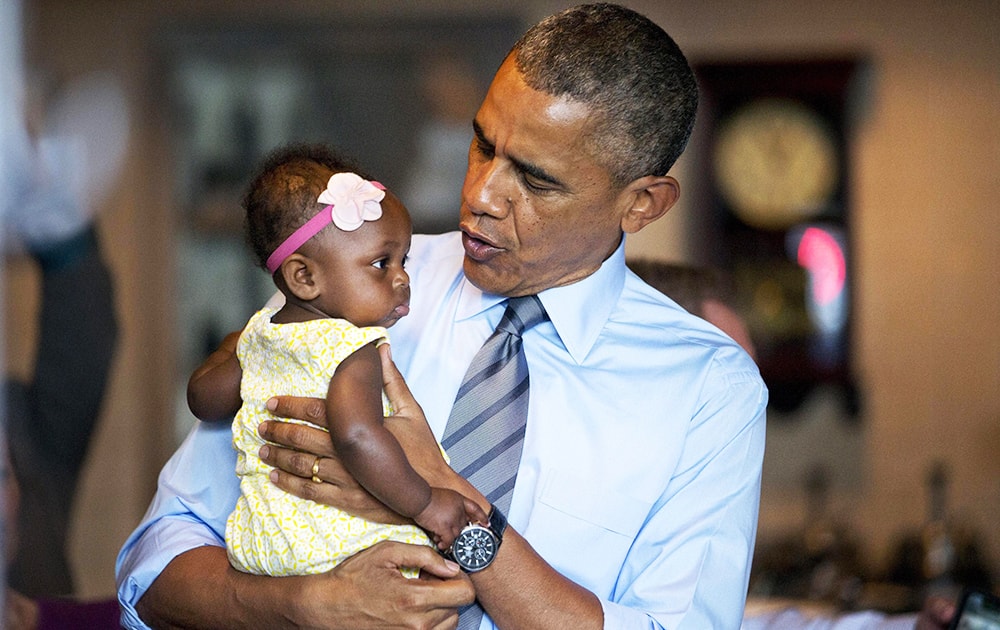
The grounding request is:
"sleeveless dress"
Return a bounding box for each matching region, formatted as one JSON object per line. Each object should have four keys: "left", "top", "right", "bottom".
{"left": 226, "top": 305, "right": 433, "bottom": 576}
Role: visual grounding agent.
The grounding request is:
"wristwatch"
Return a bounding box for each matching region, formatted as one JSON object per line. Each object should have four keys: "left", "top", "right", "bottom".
{"left": 448, "top": 504, "right": 507, "bottom": 573}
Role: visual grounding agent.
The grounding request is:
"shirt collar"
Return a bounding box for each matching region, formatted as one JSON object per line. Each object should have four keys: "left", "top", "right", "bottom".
{"left": 454, "top": 239, "right": 627, "bottom": 365}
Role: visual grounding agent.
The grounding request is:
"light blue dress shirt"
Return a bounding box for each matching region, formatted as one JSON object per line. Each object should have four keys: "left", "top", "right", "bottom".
{"left": 116, "top": 232, "right": 767, "bottom": 629}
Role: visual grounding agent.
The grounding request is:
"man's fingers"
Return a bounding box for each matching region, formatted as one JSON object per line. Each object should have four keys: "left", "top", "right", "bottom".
{"left": 259, "top": 439, "right": 337, "bottom": 478}
{"left": 260, "top": 437, "right": 411, "bottom": 524}
{"left": 265, "top": 395, "right": 329, "bottom": 429}
{"left": 258, "top": 441, "right": 349, "bottom": 508}
{"left": 332, "top": 542, "right": 473, "bottom": 629}
{"left": 362, "top": 541, "right": 466, "bottom": 585}
{"left": 267, "top": 466, "right": 347, "bottom": 506}
{"left": 258, "top": 418, "right": 336, "bottom": 458}
{"left": 379, "top": 343, "right": 419, "bottom": 416}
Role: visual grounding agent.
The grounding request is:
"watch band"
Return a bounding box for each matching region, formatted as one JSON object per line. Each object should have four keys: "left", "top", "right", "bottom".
{"left": 488, "top": 503, "right": 507, "bottom": 546}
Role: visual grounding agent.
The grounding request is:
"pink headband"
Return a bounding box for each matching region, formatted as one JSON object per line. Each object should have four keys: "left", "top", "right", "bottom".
{"left": 266, "top": 172, "right": 387, "bottom": 274}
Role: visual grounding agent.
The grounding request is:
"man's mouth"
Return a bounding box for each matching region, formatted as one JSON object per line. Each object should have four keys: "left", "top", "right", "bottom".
{"left": 461, "top": 229, "right": 503, "bottom": 262}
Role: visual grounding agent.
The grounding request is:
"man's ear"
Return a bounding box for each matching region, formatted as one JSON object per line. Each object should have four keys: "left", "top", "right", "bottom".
{"left": 620, "top": 175, "right": 680, "bottom": 234}
{"left": 278, "top": 253, "right": 321, "bottom": 301}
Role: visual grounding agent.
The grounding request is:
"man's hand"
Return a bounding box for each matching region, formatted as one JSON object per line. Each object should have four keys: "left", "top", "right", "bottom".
{"left": 299, "top": 542, "right": 474, "bottom": 629}
{"left": 378, "top": 344, "right": 484, "bottom": 502}
{"left": 259, "top": 343, "right": 483, "bottom": 515}
{"left": 257, "top": 437, "right": 406, "bottom": 525}
{"left": 137, "top": 543, "right": 474, "bottom": 629}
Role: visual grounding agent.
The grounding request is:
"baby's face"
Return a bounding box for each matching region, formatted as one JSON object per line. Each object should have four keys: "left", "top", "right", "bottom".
{"left": 309, "top": 190, "right": 413, "bottom": 328}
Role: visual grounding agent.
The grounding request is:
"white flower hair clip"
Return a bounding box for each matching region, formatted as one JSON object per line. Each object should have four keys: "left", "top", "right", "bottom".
{"left": 266, "top": 172, "right": 386, "bottom": 274}
{"left": 319, "top": 172, "right": 385, "bottom": 231}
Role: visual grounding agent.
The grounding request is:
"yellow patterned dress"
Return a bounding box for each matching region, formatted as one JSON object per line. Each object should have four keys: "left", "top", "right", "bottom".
{"left": 226, "top": 305, "right": 433, "bottom": 576}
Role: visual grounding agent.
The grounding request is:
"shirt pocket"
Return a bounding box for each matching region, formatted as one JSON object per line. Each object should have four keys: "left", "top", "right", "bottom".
{"left": 526, "top": 468, "right": 653, "bottom": 591}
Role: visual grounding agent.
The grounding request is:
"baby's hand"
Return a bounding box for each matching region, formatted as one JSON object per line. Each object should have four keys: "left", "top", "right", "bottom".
{"left": 415, "top": 488, "right": 489, "bottom": 550}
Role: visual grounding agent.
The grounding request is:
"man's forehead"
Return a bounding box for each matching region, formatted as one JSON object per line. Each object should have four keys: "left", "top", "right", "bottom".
{"left": 478, "top": 68, "right": 595, "bottom": 156}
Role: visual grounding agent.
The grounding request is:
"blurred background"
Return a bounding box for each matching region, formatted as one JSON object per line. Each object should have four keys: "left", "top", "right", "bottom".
{"left": 2, "top": 0, "right": 997, "bottom": 616}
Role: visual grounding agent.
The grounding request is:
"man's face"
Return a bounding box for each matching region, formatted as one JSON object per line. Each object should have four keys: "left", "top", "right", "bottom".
{"left": 459, "top": 56, "right": 631, "bottom": 297}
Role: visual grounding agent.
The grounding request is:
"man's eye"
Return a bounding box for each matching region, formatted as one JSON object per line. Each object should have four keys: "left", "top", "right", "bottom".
{"left": 521, "top": 172, "right": 553, "bottom": 194}
{"left": 522, "top": 175, "right": 543, "bottom": 192}
{"left": 474, "top": 139, "right": 495, "bottom": 160}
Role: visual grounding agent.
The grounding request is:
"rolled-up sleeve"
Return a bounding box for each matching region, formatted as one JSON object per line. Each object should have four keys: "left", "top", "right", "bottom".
{"left": 115, "top": 422, "right": 238, "bottom": 629}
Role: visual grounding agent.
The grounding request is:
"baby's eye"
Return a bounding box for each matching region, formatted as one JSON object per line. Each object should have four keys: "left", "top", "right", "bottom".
{"left": 371, "top": 258, "right": 389, "bottom": 270}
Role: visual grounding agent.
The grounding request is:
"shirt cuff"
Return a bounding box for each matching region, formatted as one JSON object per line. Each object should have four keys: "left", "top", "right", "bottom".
{"left": 116, "top": 516, "right": 224, "bottom": 630}
{"left": 600, "top": 598, "right": 665, "bottom": 630}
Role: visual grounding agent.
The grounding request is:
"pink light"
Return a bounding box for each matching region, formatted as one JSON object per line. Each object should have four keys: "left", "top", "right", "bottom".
{"left": 796, "top": 227, "right": 846, "bottom": 306}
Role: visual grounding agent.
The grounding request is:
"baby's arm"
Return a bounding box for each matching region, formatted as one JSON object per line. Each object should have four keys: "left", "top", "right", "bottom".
{"left": 328, "top": 343, "right": 487, "bottom": 548}
{"left": 187, "top": 330, "right": 243, "bottom": 421}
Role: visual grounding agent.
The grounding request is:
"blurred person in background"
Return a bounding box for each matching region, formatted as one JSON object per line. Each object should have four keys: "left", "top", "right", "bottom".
{"left": 626, "top": 259, "right": 756, "bottom": 360}
{"left": 1, "top": 0, "right": 127, "bottom": 598}
{"left": 2, "top": 219, "right": 118, "bottom": 598}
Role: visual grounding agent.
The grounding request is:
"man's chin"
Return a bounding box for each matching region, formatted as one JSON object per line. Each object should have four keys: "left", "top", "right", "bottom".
{"left": 463, "top": 257, "right": 510, "bottom": 295}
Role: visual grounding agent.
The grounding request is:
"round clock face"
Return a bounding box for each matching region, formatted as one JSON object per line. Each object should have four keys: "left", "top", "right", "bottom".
{"left": 713, "top": 98, "right": 839, "bottom": 230}
{"left": 451, "top": 524, "right": 499, "bottom": 572}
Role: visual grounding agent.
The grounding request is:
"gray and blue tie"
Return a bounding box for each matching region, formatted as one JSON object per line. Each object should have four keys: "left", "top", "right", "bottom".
{"left": 442, "top": 295, "right": 547, "bottom": 629}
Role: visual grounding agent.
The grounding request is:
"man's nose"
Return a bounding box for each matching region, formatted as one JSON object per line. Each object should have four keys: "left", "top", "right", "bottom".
{"left": 463, "top": 159, "right": 513, "bottom": 219}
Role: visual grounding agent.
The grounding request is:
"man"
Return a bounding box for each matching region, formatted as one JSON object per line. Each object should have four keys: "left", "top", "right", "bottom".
{"left": 3, "top": 64, "right": 122, "bottom": 596}
{"left": 4, "top": 226, "right": 118, "bottom": 599}
{"left": 3, "top": 88, "right": 119, "bottom": 616}
{"left": 116, "top": 5, "right": 767, "bottom": 628}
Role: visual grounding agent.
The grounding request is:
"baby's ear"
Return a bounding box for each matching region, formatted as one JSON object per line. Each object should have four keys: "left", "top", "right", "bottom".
{"left": 279, "top": 253, "right": 321, "bottom": 301}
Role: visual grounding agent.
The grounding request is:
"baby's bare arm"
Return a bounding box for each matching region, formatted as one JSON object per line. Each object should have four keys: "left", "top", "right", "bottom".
{"left": 187, "top": 330, "right": 243, "bottom": 421}
{"left": 327, "top": 342, "right": 434, "bottom": 519}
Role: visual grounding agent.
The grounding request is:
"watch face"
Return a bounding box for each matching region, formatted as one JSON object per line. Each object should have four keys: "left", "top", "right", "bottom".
{"left": 714, "top": 97, "right": 839, "bottom": 230}
{"left": 451, "top": 524, "right": 499, "bottom": 572}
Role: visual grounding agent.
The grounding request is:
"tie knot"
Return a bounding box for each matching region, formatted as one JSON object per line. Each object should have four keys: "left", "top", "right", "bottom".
{"left": 498, "top": 295, "right": 547, "bottom": 337}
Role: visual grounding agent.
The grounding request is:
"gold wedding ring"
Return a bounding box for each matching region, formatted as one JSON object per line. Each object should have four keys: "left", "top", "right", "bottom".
{"left": 311, "top": 456, "right": 322, "bottom": 484}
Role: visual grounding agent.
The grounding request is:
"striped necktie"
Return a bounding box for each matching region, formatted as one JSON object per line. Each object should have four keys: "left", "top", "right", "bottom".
{"left": 442, "top": 295, "right": 547, "bottom": 629}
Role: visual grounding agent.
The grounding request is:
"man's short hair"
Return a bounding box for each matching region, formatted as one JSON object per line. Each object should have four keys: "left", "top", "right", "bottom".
{"left": 512, "top": 3, "right": 699, "bottom": 187}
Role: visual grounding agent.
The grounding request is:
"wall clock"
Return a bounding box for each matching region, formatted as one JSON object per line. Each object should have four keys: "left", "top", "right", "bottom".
{"left": 693, "top": 58, "right": 865, "bottom": 415}
{"left": 713, "top": 97, "right": 840, "bottom": 231}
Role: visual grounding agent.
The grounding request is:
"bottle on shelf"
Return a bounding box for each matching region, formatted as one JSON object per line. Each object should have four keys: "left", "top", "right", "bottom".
{"left": 919, "top": 460, "right": 958, "bottom": 602}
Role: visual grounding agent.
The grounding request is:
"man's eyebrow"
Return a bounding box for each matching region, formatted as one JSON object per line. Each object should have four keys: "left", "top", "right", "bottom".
{"left": 472, "top": 120, "right": 563, "bottom": 189}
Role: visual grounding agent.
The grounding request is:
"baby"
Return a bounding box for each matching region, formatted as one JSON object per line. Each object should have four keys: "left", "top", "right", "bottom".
{"left": 187, "top": 143, "right": 485, "bottom": 576}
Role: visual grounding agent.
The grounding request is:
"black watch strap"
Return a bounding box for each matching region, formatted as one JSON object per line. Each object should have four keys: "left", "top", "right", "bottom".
{"left": 488, "top": 504, "right": 508, "bottom": 545}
